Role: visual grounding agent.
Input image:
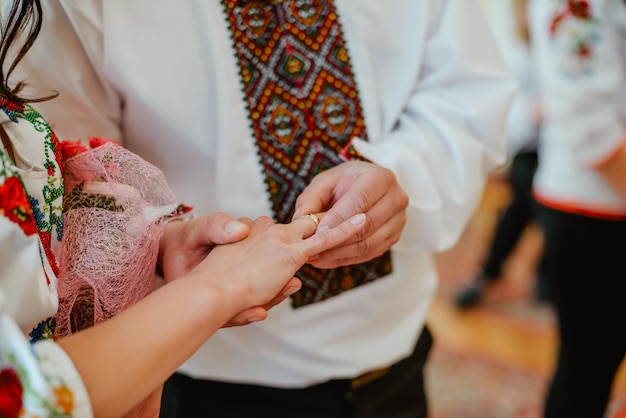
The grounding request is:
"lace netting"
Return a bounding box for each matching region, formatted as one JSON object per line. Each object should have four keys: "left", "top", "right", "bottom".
{"left": 56, "top": 142, "right": 177, "bottom": 337}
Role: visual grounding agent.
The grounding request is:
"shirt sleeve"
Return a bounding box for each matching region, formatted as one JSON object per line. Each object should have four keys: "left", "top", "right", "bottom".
{"left": 353, "top": 0, "right": 517, "bottom": 253}
{"left": 530, "top": 0, "right": 626, "bottom": 168}
{"left": 0, "top": 295, "right": 93, "bottom": 418}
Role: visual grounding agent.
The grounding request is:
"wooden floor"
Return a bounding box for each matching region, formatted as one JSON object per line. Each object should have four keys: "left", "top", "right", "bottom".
{"left": 427, "top": 175, "right": 626, "bottom": 417}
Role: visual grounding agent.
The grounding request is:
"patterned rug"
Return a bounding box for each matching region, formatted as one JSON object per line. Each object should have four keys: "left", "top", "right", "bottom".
{"left": 426, "top": 346, "right": 547, "bottom": 418}
{"left": 426, "top": 344, "right": 626, "bottom": 418}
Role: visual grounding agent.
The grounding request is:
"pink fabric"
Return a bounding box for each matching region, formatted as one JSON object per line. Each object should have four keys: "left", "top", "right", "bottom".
{"left": 56, "top": 142, "right": 177, "bottom": 337}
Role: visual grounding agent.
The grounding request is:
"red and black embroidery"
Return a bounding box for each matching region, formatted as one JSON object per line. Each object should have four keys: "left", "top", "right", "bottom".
{"left": 223, "top": 0, "right": 391, "bottom": 307}
{"left": 548, "top": 0, "right": 600, "bottom": 77}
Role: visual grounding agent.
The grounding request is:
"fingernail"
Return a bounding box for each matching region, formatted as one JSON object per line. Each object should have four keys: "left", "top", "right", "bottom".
{"left": 291, "top": 207, "right": 302, "bottom": 221}
{"left": 351, "top": 213, "right": 366, "bottom": 225}
{"left": 283, "top": 286, "right": 301, "bottom": 297}
{"left": 247, "top": 317, "right": 264, "bottom": 324}
{"left": 225, "top": 220, "right": 247, "bottom": 234}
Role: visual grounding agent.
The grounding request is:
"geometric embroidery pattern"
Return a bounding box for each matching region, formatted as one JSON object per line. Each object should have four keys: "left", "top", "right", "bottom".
{"left": 223, "top": 0, "right": 392, "bottom": 307}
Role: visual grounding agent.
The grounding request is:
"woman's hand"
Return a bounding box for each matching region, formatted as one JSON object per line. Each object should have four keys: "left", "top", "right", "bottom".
{"left": 192, "top": 212, "right": 368, "bottom": 317}
{"left": 121, "top": 385, "right": 163, "bottom": 418}
{"left": 159, "top": 211, "right": 367, "bottom": 325}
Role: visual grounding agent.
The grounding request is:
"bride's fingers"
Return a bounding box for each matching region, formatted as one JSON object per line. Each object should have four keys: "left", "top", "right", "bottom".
{"left": 261, "top": 277, "right": 302, "bottom": 309}
{"left": 222, "top": 278, "right": 302, "bottom": 328}
{"left": 299, "top": 213, "right": 367, "bottom": 257}
{"left": 290, "top": 212, "right": 324, "bottom": 239}
{"left": 223, "top": 307, "right": 268, "bottom": 327}
{"left": 237, "top": 217, "right": 254, "bottom": 225}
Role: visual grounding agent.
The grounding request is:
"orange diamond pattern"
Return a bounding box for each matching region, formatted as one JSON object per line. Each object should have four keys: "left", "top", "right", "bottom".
{"left": 223, "top": 0, "right": 392, "bottom": 307}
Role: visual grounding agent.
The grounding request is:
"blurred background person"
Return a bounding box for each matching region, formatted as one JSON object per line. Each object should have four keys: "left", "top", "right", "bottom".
{"left": 455, "top": 0, "right": 549, "bottom": 309}
{"left": 528, "top": 0, "right": 626, "bottom": 416}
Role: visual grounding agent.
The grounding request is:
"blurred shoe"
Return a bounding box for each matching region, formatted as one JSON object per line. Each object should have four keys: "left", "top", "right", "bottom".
{"left": 454, "top": 273, "right": 491, "bottom": 309}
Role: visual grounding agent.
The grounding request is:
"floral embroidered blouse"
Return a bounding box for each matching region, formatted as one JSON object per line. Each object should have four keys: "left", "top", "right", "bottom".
{"left": 529, "top": 0, "right": 626, "bottom": 218}
{"left": 0, "top": 98, "right": 92, "bottom": 417}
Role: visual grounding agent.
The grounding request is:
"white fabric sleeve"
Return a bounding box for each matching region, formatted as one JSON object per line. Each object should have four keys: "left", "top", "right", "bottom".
{"left": 354, "top": 0, "right": 516, "bottom": 253}
{"left": 0, "top": 295, "right": 93, "bottom": 417}
{"left": 0, "top": 217, "right": 58, "bottom": 333}
{"left": 533, "top": 0, "right": 626, "bottom": 168}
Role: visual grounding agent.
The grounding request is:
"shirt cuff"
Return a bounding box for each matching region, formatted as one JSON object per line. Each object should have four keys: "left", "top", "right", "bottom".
{"left": 31, "top": 340, "right": 94, "bottom": 418}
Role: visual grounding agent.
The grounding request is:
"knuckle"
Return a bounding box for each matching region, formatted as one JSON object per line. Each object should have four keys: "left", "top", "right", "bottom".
{"left": 376, "top": 166, "right": 396, "bottom": 187}
{"left": 352, "top": 189, "right": 371, "bottom": 214}
{"left": 388, "top": 233, "right": 401, "bottom": 247}
{"left": 398, "top": 210, "right": 407, "bottom": 229}
{"left": 359, "top": 214, "right": 375, "bottom": 239}
{"left": 291, "top": 248, "right": 307, "bottom": 268}
{"left": 397, "top": 189, "right": 409, "bottom": 209}
{"left": 315, "top": 228, "right": 333, "bottom": 246}
{"left": 379, "top": 166, "right": 395, "bottom": 180}
{"left": 355, "top": 237, "right": 370, "bottom": 257}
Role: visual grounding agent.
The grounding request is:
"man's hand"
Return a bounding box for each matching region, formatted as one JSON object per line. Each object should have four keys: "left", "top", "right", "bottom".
{"left": 159, "top": 212, "right": 250, "bottom": 284}
{"left": 293, "top": 161, "right": 409, "bottom": 268}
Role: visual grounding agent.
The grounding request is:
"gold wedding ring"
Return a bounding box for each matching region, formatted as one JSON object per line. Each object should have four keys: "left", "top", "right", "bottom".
{"left": 305, "top": 213, "right": 320, "bottom": 227}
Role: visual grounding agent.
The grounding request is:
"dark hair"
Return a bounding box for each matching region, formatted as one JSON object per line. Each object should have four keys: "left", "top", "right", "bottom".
{"left": 0, "top": 0, "right": 55, "bottom": 102}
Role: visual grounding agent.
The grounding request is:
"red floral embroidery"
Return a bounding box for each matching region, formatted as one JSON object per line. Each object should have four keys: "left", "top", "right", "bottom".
{"left": 60, "top": 137, "right": 121, "bottom": 161}
{"left": 577, "top": 42, "right": 592, "bottom": 59}
{"left": 0, "top": 176, "right": 38, "bottom": 236}
{"left": 60, "top": 140, "right": 88, "bottom": 161}
{"left": 551, "top": 0, "right": 592, "bottom": 35}
{"left": 88, "top": 137, "right": 119, "bottom": 149}
{"left": 570, "top": 0, "right": 591, "bottom": 18}
{"left": 0, "top": 368, "right": 23, "bottom": 418}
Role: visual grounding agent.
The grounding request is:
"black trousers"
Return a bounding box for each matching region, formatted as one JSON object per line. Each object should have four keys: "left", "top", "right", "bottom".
{"left": 484, "top": 150, "right": 545, "bottom": 280}
{"left": 536, "top": 204, "right": 626, "bottom": 418}
{"left": 159, "top": 326, "right": 432, "bottom": 418}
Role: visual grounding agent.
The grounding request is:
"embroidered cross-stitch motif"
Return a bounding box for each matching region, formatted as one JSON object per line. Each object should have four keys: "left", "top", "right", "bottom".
{"left": 1, "top": 98, "right": 64, "bottom": 341}
{"left": 223, "top": 0, "right": 392, "bottom": 307}
{"left": 549, "top": 0, "right": 600, "bottom": 77}
{"left": 0, "top": 99, "right": 63, "bottom": 281}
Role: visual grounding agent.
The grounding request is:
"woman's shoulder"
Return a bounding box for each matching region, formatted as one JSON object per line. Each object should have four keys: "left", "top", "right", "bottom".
{"left": 0, "top": 98, "right": 64, "bottom": 314}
